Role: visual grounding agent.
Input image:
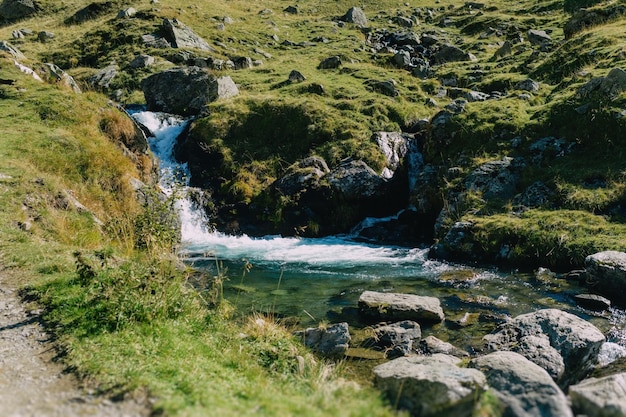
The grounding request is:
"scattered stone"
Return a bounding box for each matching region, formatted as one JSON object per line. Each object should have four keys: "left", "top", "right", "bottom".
{"left": 527, "top": 29, "right": 552, "bottom": 46}
{"left": 308, "top": 83, "right": 325, "bottom": 95}
{"left": 162, "top": 18, "right": 215, "bottom": 51}
{"left": 493, "top": 40, "right": 512, "bottom": 59}
{"left": 294, "top": 322, "right": 350, "bottom": 358}
{"left": 393, "top": 16, "right": 414, "bottom": 28}
{"left": 0, "top": 40, "right": 24, "bottom": 59}
{"left": 585, "top": 251, "right": 626, "bottom": 304}
{"left": 483, "top": 309, "right": 605, "bottom": 388}
{"left": 366, "top": 79, "right": 399, "bottom": 97}
{"left": 340, "top": 7, "right": 367, "bottom": 27}
{"left": 374, "top": 355, "right": 487, "bottom": 417}
{"left": 0, "top": 0, "right": 36, "bottom": 21}
{"left": 569, "top": 373, "right": 626, "bottom": 417}
{"left": 373, "top": 320, "right": 421, "bottom": 358}
{"left": 129, "top": 54, "right": 155, "bottom": 69}
{"left": 318, "top": 56, "right": 342, "bottom": 69}
{"left": 358, "top": 290, "right": 445, "bottom": 323}
{"left": 231, "top": 56, "right": 253, "bottom": 70}
{"left": 88, "top": 64, "right": 118, "bottom": 90}
{"left": 464, "top": 157, "right": 524, "bottom": 200}
{"left": 515, "top": 78, "right": 540, "bottom": 92}
{"left": 283, "top": 5, "right": 298, "bottom": 14}
{"left": 142, "top": 66, "right": 239, "bottom": 115}
{"left": 433, "top": 45, "right": 476, "bottom": 64}
{"left": 465, "top": 91, "right": 489, "bottom": 102}
{"left": 38, "top": 63, "right": 82, "bottom": 93}
{"left": 469, "top": 351, "right": 573, "bottom": 417}
{"left": 287, "top": 70, "right": 305, "bottom": 83}
{"left": 66, "top": 1, "right": 115, "bottom": 24}
{"left": 574, "top": 294, "right": 611, "bottom": 311}
{"left": 326, "top": 160, "right": 386, "bottom": 199}
{"left": 117, "top": 7, "right": 136, "bottom": 19}
{"left": 37, "top": 31, "right": 54, "bottom": 42}
{"left": 420, "top": 335, "right": 469, "bottom": 357}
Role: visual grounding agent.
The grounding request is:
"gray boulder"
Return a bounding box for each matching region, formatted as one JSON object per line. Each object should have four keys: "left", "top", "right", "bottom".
{"left": 129, "top": 54, "right": 155, "bottom": 69}
{"left": 420, "top": 335, "right": 469, "bottom": 357}
{"left": 464, "top": 157, "right": 524, "bottom": 200}
{"left": 527, "top": 29, "right": 552, "bottom": 46}
{"left": 88, "top": 64, "right": 118, "bottom": 90}
{"left": 569, "top": 373, "right": 626, "bottom": 417}
{"left": 0, "top": 40, "right": 24, "bottom": 59}
{"left": 326, "top": 160, "right": 386, "bottom": 199}
{"left": 433, "top": 45, "right": 477, "bottom": 64}
{"left": 366, "top": 79, "right": 399, "bottom": 97}
{"left": 287, "top": 69, "right": 305, "bottom": 83}
{"left": 483, "top": 309, "right": 605, "bottom": 388}
{"left": 142, "top": 67, "right": 238, "bottom": 116}
{"left": 470, "top": 351, "right": 573, "bottom": 417}
{"left": 318, "top": 55, "right": 342, "bottom": 69}
{"left": 0, "top": 0, "right": 36, "bottom": 20}
{"left": 273, "top": 156, "right": 329, "bottom": 195}
{"left": 117, "top": 7, "right": 136, "bottom": 18}
{"left": 515, "top": 78, "right": 540, "bottom": 92}
{"left": 359, "top": 290, "right": 445, "bottom": 323}
{"left": 585, "top": 251, "right": 626, "bottom": 304}
{"left": 373, "top": 320, "right": 421, "bottom": 358}
{"left": 574, "top": 294, "right": 611, "bottom": 311}
{"left": 374, "top": 355, "right": 487, "bottom": 417}
{"left": 39, "top": 63, "right": 82, "bottom": 93}
{"left": 162, "top": 18, "right": 215, "bottom": 51}
{"left": 372, "top": 131, "right": 410, "bottom": 179}
{"left": 340, "top": 7, "right": 367, "bottom": 27}
{"left": 294, "top": 322, "right": 350, "bottom": 358}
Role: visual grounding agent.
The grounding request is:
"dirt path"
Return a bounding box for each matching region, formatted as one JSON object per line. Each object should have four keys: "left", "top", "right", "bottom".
{"left": 0, "top": 271, "right": 151, "bottom": 417}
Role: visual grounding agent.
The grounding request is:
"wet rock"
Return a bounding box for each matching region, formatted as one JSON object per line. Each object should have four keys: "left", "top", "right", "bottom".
{"left": 142, "top": 66, "right": 238, "bottom": 116}
{"left": 326, "top": 160, "right": 386, "bottom": 199}
{"left": 358, "top": 290, "right": 445, "bottom": 323}
{"left": 569, "top": 373, "right": 626, "bottom": 417}
{"left": 469, "top": 351, "right": 573, "bottom": 417}
{"left": 483, "top": 308, "right": 605, "bottom": 388}
{"left": 294, "top": 322, "right": 350, "bottom": 358}
{"left": 373, "top": 320, "right": 421, "bottom": 358}
{"left": 318, "top": 56, "right": 342, "bottom": 69}
{"left": 574, "top": 294, "right": 611, "bottom": 311}
{"left": 0, "top": 0, "right": 36, "bottom": 21}
{"left": 420, "top": 335, "right": 468, "bottom": 357}
{"left": 372, "top": 131, "right": 411, "bottom": 179}
{"left": 585, "top": 251, "right": 626, "bottom": 305}
{"left": 374, "top": 355, "right": 487, "bottom": 417}
{"left": 340, "top": 7, "right": 367, "bottom": 27}
{"left": 273, "top": 157, "right": 329, "bottom": 196}
{"left": 162, "top": 18, "right": 215, "bottom": 51}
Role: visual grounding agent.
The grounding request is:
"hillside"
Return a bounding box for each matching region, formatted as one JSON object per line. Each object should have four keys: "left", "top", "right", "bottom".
{"left": 1, "top": 0, "right": 626, "bottom": 415}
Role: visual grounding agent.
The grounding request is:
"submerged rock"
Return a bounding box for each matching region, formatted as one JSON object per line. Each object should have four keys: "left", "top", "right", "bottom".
{"left": 374, "top": 355, "right": 487, "bottom": 417}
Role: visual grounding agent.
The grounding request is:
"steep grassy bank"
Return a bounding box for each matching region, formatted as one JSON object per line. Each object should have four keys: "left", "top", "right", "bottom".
{"left": 0, "top": 54, "right": 400, "bottom": 416}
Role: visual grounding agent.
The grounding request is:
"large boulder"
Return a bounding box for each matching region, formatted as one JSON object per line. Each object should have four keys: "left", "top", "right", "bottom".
{"left": 374, "top": 355, "right": 487, "bottom": 417}
{"left": 578, "top": 68, "right": 626, "bottom": 99}
{"left": 464, "top": 157, "right": 524, "bottom": 200}
{"left": 585, "top": 251, "right": 626, "bottom": 305}
{"left": 326, "top": 160, "right": 386, "bottom": 200}
{"left": 372, "top": 320, "right": 421, "bottom": 358}
{"left": 162, "top": 18, "right": 215, "bottom": 51}
{"left": 358, "top": 290, "right": 445, "bottom": 323}
{"left": 433, "top": 45, "right": 476, "bottom": 64}
{"left": 142, "top": 67, "right": 238, "bottom": 116}
{"left": 470, "top": 351, "right": 573, "bottom": 417}
{"left": 0, "top": 0, "right": 36, "bottom": 21}
{"left": 339, "top": 7, "right": 367, "bottom": 27}
{"left": 483, "top": 309, "right": 605, "bottom": 388}
{"left": 569, "top": 373, "right": 626, "bottom": 417}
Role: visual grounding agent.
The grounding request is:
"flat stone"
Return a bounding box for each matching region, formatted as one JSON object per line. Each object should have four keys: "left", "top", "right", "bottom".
{"left": 359, "top": 290, "right": 445, "bottom": 323}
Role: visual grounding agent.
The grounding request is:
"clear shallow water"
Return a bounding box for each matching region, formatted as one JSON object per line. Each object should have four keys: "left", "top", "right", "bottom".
{"left": 132, "top": 110, "right": 626, "bottom": 354}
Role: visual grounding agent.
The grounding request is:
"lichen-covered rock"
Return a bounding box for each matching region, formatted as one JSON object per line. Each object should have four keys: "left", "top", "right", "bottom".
{"left": 464, "top": 157, "right": 524, "bottom": 200}
{"left": 162, "top": 18, "right": 215, "bottom": 51}
{"left": 373, "top": 320, "right": 421, "bottom": 358}
{"left": 358, "top": 290, "right": 445, "bottom": 323}
{"left": 294, "top": 322, "right": 350, "bottom": 358}
{"left": 483, "top": 309, "right": 605, "bottom": 388}
{"left": 470, "top": 351, "right": 573, "bottom": 417}
{"left": 433, "top": 44, "right": 476, "bottom": 64}
{"left": 340, "top": 6, "right": 367, "bottom": 27}
{"left": 585, "top": 251, "right": 626, "bottom": 305}
{"left": 326, "top": 160, "right": 386, "bottom": 200}
{"left": 569, "top": 373, "right": 626, "bottom": 417}
{"left": 142, "top": 67, "right": 238, "bottom": 115}
{"left": 374, "top": 355, "right": 487, "bottom": 417}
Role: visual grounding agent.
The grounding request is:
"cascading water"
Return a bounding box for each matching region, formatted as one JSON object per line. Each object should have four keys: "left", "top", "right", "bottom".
{"left": 131, "top": 110, "right": 626, "bottom": 359}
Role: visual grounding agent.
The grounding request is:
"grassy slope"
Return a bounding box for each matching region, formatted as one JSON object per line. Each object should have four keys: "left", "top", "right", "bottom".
{"left": 1, "top": 0, "right": 626, "bottom": 414}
